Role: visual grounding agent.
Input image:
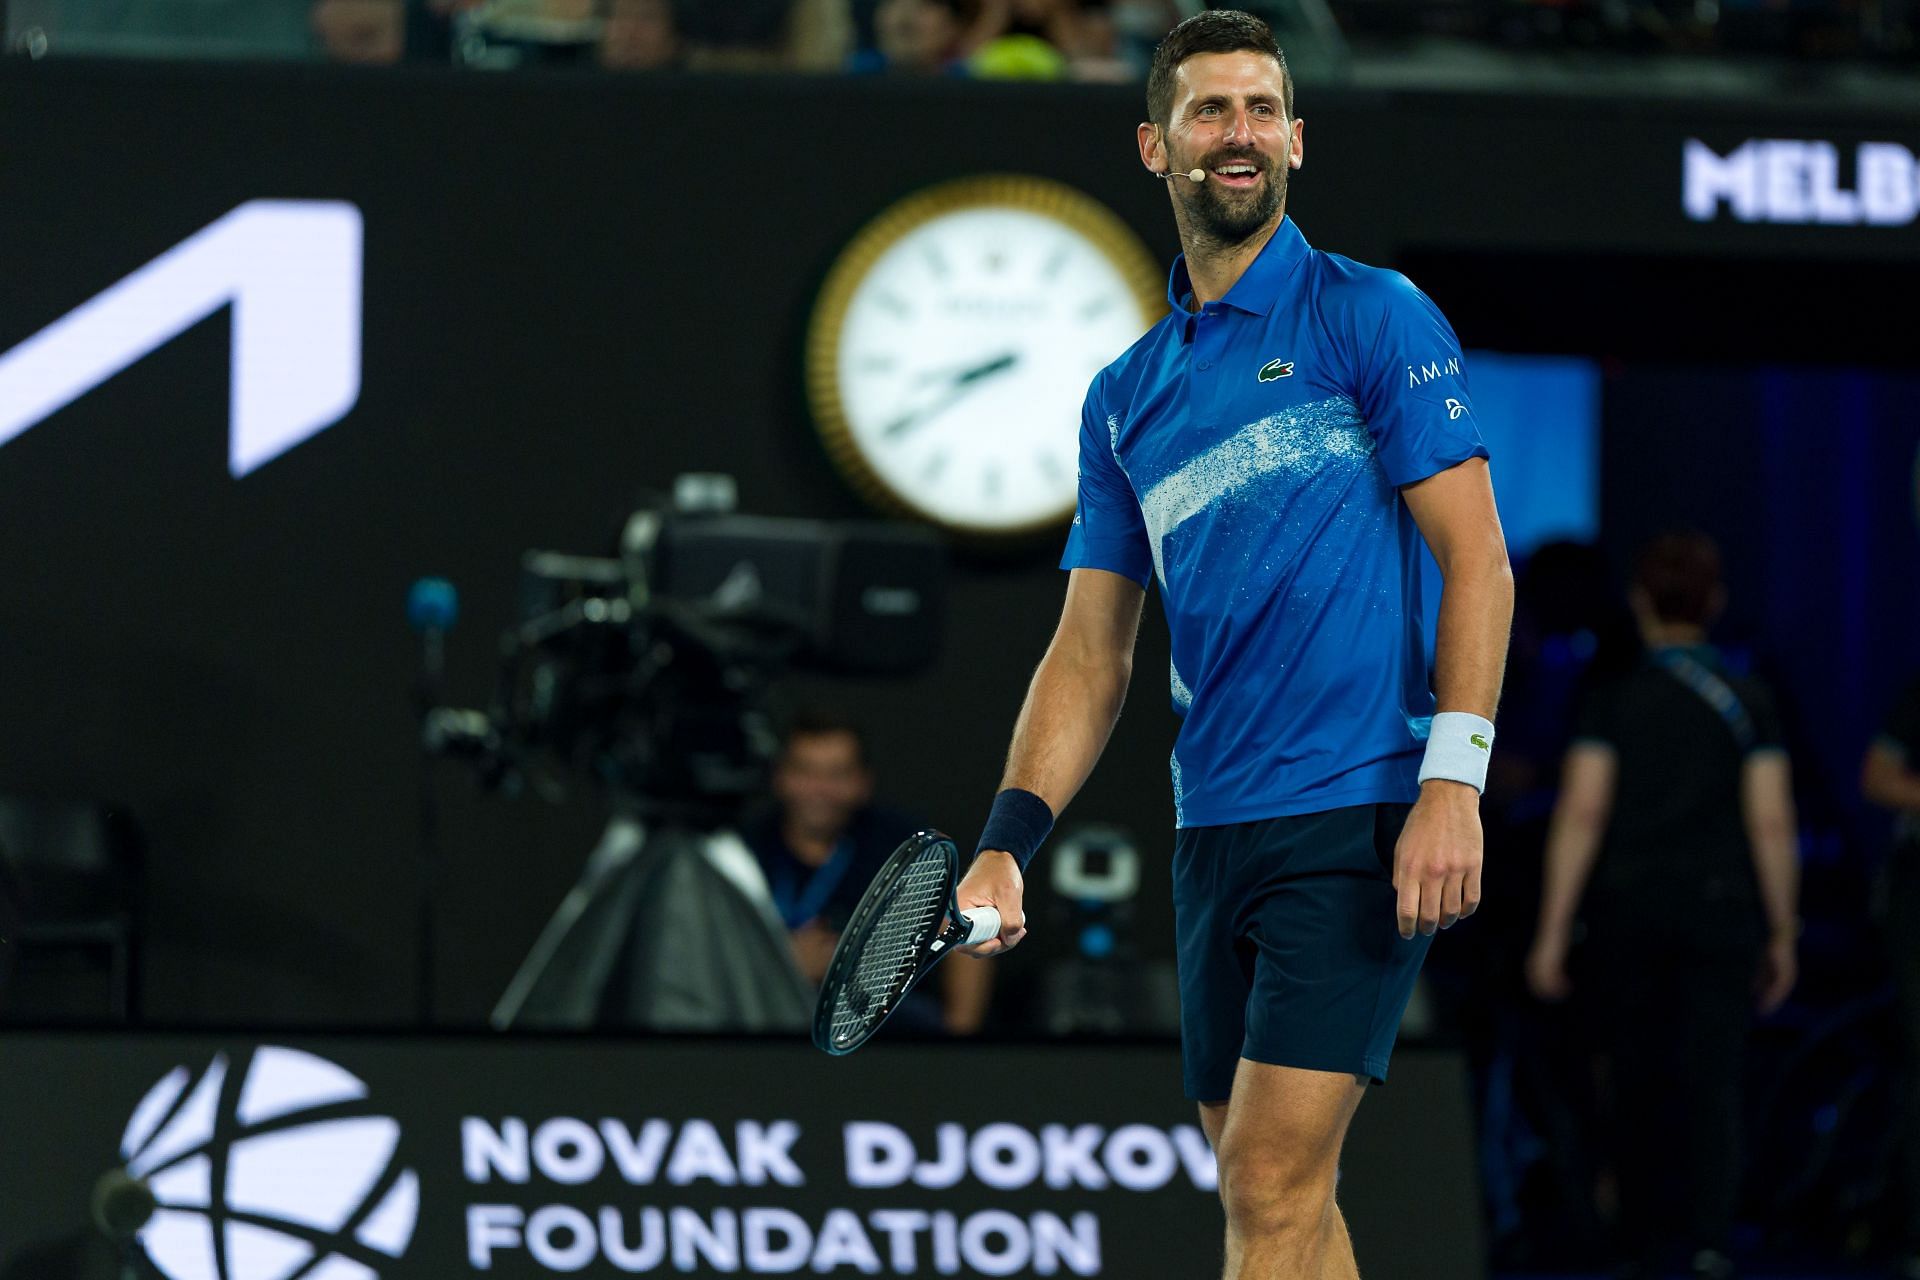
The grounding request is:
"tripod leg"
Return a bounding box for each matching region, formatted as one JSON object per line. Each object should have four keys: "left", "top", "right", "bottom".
{"left": 489, "top": 816, "right": 648, "bottom": 1029}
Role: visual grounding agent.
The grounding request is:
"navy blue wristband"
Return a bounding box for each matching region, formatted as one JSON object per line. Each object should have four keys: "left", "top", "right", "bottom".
{"left": 975, "top": 788, "right": 1055, "bottom": 871}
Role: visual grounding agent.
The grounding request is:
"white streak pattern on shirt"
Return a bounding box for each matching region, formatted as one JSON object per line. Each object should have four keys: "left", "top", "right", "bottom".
{"left": 1170, "top": 660, "right": 1193, "bottom": 712}
{"left": 1138, "top": 396, "right": 1372, "bottom": 587}
{"left": 1169, "top": 750, "right": 1185, "bottom": 826}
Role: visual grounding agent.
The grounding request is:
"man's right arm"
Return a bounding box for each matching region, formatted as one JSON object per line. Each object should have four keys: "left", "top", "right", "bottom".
{"left": 957, "top": 567, "right": 1145, "bottom": 956}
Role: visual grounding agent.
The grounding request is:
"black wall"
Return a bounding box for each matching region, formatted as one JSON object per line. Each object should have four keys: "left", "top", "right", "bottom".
{"left": 0, "top": 60, "right": 1914, "bottom": 1026}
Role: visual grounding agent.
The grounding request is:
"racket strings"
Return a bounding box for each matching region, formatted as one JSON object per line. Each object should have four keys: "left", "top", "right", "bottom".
{"left": 830, "top": 851, "right": 949, "bottom": 1045}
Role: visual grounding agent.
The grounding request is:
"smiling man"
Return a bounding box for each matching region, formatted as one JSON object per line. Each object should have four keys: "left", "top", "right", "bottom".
{"left": 954, "top": 11, "right": 1514, "bottom": 1278}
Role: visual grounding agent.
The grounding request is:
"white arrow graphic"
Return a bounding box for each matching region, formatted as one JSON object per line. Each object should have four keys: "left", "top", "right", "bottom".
{"left": 0, "top": 199, "right": 363, "bottom": 477}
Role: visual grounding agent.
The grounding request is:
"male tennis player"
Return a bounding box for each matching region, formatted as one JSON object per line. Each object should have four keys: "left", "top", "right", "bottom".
{"left": 955, "top": 11, "right": 1513, "bottom": 1278}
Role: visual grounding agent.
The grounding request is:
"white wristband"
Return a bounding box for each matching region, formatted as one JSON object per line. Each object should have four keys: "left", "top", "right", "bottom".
{"left": 1418, "top": 712, "right": 1495, "bottom": 793}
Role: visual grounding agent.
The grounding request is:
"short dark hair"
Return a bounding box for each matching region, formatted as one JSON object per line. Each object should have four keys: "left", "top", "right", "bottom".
{"left": 781, "top": 706, "right": 868, "bottom": 765}
{"left": 1633, "top": 530, "right": 1723, "bottom": 626}
{"left": 1146, "top": 10, "right": 1293, "bottom": 132}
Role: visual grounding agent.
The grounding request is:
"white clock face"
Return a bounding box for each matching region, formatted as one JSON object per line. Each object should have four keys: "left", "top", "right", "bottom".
{"left": 827, "top": 204, "right": 1158, "bottom": 534}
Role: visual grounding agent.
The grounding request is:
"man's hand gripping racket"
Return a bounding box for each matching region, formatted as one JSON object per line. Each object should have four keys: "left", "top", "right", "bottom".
{"left": 810, "top": 831, "right": 1025, "bottom": 1055}
{"left": 954, "top": 848, "right": 1027, "bottom": 957}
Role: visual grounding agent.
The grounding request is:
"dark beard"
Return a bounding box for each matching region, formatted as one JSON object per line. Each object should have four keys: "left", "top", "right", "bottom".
{"left": 1185, "top": 154, "right": 1286, "bottom": 245}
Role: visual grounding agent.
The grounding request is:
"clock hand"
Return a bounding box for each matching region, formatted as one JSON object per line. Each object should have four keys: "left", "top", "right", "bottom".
{"left": 914, "top": 351, "right": 1019, "bottom": 387}
{"left": 883, "top": 352, "right": 1021, "bottom": 440}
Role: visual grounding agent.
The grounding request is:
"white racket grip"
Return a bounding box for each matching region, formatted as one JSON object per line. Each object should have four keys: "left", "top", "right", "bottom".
{"left": 960, "top": 906, "right": 1003, "bottom": 947}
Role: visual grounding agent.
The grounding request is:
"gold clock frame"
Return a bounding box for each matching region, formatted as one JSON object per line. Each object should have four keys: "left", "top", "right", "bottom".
{"left": 805, "top": 174, "right": 1165, "bottom": 539}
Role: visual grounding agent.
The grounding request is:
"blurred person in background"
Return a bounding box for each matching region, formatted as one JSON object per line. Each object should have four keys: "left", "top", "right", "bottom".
{"left": 743, "top": 709, "right": 992, "bottom": 1035}
{"left": 467, "top": 0, "right": 848, "bottom": 70}
{"left": 1528, "top": 530, "right": 1800, "bottom": 1280}
{"left": 312, "top": 0, "right": 406, "bottom": 61}
{"left": 1863, "top": 673, "right": 1920, "bottom": 1280}
{"left": 331, "top": 0, "right": 470, "bottom": 64}
{"left": 786, "top": 0, "right": 858, "bottom": 69}
{"left": 966, "top": 0, "right": 1137, "bottom": 78}
{"left": 672, "top": 0, "right": 852, "bottom": 70}
{"left": 849, "top": 0, "right": 973, "bottom": 74}
{"left": 599, "top": 0, "right": 679, "bottom": 67}
{"left": 446, "top": 0, "right": 598, "bottom": 65}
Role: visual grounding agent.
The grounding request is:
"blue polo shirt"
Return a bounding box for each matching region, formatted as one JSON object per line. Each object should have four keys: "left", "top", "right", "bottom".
{"left": 1062, "top": 217, "right": 1488, "bottom": 827}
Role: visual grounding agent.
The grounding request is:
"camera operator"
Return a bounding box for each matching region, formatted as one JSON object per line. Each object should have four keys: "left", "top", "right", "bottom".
{"left": 742, "top": 709, "right": 992, "bottom": 1035}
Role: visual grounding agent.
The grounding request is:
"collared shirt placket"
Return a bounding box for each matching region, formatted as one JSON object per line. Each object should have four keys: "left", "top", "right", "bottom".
{"left": 1190, "top": 302, "right": 1230, "bottom": 424}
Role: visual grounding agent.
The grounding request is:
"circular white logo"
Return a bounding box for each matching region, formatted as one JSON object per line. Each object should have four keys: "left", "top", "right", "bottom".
{"left": 119, "top": 1046, "right": 419, "bottom": 1280}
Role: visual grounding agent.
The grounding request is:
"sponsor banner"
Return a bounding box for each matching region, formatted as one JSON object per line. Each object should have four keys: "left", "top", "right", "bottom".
{"left": 1684, "top": 138, "right": 1920, "bottom": 226}
{"left": 0, "top": 1034, "right": 1480, "bottom": 1279}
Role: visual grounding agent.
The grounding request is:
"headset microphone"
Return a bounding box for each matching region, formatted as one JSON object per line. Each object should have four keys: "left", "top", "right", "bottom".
{"left": 1158, "top": 168, "right": 1206, "bottom": 183}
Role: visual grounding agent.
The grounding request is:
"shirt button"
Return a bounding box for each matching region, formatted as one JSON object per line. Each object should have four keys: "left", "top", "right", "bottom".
{"left": 1197, "top": 360, "right": 1212, "bottom": 370}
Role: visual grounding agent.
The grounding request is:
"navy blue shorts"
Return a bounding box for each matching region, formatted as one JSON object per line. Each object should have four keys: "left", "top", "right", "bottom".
{"left": 1172, "top": 803, "right": 1430, "bottom": 1101}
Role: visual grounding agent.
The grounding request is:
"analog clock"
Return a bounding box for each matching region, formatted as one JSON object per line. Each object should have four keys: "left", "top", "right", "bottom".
{"left": 807, "top": 175, "right": 1164, "bottom": 537}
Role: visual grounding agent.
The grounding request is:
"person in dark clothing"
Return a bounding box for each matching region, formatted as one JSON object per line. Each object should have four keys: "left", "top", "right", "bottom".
{"left": 1526, "top": 531, "right": 1801, "bottom": 1280}
{"left": 1863, "top": 675, "right": 1920, "bottom": 1280}
{"left": 740, "top": 709, "right": 991, "bottom": 1034}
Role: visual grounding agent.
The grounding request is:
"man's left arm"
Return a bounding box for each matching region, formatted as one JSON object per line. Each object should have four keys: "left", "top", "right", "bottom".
{"left": 1396, "top": 457, "right": 1514, "bottom": 939}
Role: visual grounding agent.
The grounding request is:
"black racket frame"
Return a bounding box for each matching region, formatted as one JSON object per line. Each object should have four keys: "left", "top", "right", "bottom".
{"left": 811, "top": 829, "right": 975, "bottom": 1056}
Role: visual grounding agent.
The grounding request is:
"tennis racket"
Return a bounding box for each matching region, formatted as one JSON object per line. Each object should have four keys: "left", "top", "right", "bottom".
{"left": 812, "top": 830, "right": 1001, "bottom": 1055}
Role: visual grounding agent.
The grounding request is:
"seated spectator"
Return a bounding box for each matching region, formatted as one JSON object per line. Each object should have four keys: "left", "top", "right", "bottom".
{"left": 849, "top": 0, "right": 973, "bottom": 75}
{"left": 742, "top": 709, "right": 992, "bottom": 1035}
{"left": 967, "top": 28, "right": 1067, "bottom": 76}
{"left": 674, "top": 0, "right": 851, "bottom": 71}
{"left": 447, "top": 0, "right": 598, "bottom": 66}
{"left": 965, "top": 0, "right": 1136, "bottom": 80}
{"left": 599, "top": 0, "right": 679, "bottom": 68}
{"left": 787, "top": 0, "right": 856, "bottom": 69}
{"left": 312, "top": 0, "right": 406, "bottom": 63}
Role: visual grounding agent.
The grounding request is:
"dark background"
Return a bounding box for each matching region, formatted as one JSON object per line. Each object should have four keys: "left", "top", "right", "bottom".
{"left": 0, "top": 59, "right": 1915, "bottom": 1029}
